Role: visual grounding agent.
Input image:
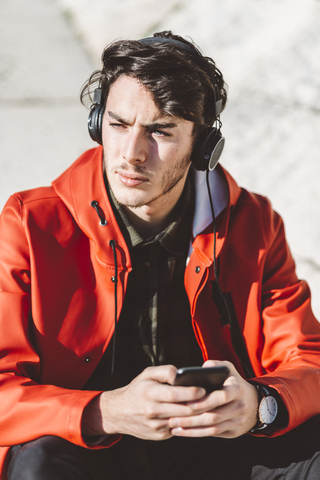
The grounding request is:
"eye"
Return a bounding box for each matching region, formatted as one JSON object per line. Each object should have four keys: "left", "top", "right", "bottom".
{"left": 150, "top": 129, "right": 171, "bottom": 137}
{"left": 109, "top": 122, "right": 125, "bottom": 129}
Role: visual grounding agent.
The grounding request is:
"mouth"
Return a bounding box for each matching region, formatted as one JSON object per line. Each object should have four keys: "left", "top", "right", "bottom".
{"left": 117, "top": 170, "right": 149, "bottom": 187}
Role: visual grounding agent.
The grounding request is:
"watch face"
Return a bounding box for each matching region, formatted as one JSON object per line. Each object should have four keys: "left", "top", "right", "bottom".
{"left": 259, "top": 396, "right": 278, "bottom": 425}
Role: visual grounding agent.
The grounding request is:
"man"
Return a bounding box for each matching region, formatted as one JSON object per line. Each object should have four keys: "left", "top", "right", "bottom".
{"left": 1, "top": 30, "right": 320, "bottom": 480}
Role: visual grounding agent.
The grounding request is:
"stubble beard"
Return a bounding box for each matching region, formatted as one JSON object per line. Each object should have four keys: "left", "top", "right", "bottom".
{"left": 104, "top": 152, "right": 191, "bottom": 210}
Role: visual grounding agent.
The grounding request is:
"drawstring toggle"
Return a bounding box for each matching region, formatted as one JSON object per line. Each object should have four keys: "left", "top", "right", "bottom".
{"left": 91, "top": 200, "right": 107, "bottom": 226}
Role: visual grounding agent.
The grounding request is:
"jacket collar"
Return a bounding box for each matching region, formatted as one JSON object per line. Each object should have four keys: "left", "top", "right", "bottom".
{"left": 192, "top": 166, "right": 228, "bottom": 239}
{"left": 189, "top": 164, "right": 242, "bottom": 265}
{"left": 52, "top": 146, "right": 131, "bottom": 269}
{"left": 192, "top": 164, "right": 242, "bottom": 238}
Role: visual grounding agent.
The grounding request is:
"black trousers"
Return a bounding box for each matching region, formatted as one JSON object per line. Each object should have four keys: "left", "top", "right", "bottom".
{"left": 8, "top": 415, "right": 320, "bottom": 480}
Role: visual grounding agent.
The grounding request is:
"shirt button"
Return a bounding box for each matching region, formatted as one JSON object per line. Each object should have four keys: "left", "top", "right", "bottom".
{"left": 195, "top": 266, "right": 201, "bottom": 273}
{"left": 84, "top": 357, "right": 91, "bottom": 363}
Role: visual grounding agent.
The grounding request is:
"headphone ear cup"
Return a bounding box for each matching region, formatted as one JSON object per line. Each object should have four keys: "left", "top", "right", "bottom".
{"left": 88, "top": 104, "right": 105, "bottom": 145}
{"left": 192, "top": 127, "right": 225, "bottom": 171}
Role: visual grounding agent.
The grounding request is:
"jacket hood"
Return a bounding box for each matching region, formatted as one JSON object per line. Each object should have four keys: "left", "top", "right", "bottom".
{"left": 52, "top": 146, "right": 242, "bottom": 266}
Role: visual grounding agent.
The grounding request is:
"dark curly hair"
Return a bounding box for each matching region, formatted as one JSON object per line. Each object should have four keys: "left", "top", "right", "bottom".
{"left": 81, "top": 31, "right": 227, "bottom": 137}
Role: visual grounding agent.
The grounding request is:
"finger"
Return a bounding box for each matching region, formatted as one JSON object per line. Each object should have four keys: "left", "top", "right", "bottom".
{"left": 171, "top": 422, "right": 236, "bottom": 439}
{"left": 143, "top": 378, "right": 206, "bottom": 403}
{"left": 185, "top": 387, "right": 233, "bottom": 413}
{"left": 138, "top": 385, "right": 208, "bottom": 420}
{"left": 169, "top": 396, "right": 247, "bottom": 429}
{"left": 202, "top": 359, "right": 236, "bottom": 378}
{"left": 170, "top": 414, "right": 243, "bottom": 439}
{"left": 140, "top": 364, "right": 178, "bottom": 385}
{"left": 170, "top": 400, "right": 254, "bottom": 437}
{"left": 146, "top": 401, "right": 203, "bottom": 420}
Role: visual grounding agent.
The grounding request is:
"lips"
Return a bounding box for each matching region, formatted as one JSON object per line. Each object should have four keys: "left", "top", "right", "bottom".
{"left": 117, "top": 170, "right": 149, "bottom": 187}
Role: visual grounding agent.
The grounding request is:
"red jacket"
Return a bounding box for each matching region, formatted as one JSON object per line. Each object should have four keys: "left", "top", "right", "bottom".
{"left": 1, "top": 147, "right": 320, "bottom": 477}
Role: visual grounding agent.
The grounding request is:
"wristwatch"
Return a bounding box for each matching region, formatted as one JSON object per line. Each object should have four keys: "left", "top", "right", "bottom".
{"left": 250, "top": 384, "right": 278, "bottom": 433}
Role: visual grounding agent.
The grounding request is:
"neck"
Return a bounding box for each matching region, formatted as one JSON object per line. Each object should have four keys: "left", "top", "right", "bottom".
{"left": 123, "top": 177, "right": 189, "bottom": 238}
{"left": 121, "top": 206, "right": 170, "bottom": 238}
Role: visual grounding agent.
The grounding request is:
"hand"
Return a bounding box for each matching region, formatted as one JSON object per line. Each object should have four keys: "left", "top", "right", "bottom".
{"left": 82, "top": 365, "right": 206, "bottom": 441}
{"left": 168, "top": 360, "right": 259, "bottom": 439}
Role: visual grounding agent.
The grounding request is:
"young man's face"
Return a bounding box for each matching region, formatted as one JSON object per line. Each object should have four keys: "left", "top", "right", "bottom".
{"left": 102, "top": 75, "right": 194, "bottom": 222}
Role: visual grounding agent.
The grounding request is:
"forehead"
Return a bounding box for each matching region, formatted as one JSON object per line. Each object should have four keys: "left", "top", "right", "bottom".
{"left": 106, "top": 75, "right": 191, "bottom": 127}
{"left": 107, "top": 75, "right": 158, "bottom": 113}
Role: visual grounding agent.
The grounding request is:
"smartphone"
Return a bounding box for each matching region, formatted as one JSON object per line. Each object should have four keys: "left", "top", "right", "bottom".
{"left": 173, "top": 366, "right": 229, "bottom": 393}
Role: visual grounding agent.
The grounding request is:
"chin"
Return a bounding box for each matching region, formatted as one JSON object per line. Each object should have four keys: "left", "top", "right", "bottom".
{"left": 114, "top": 192, "right": 149, "bottom": 209}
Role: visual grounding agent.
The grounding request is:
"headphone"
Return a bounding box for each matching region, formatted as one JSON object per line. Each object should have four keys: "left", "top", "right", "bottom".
{"left": 87, "top": 37, "right": 225, "bottom": 172}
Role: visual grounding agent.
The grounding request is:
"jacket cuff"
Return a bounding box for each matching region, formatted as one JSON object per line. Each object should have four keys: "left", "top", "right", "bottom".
{"left": 67, "top": 390, "right": 121, "bottom": 449}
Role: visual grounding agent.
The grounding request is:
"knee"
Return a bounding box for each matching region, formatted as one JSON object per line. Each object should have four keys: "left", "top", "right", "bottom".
{"left": 8, "top": 436, "right": 77, "bottom": 480}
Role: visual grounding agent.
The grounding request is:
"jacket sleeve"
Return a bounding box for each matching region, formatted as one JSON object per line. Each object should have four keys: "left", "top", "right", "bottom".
{"left": 0, "top": 196, "right": 118, "bottom": 449}
{"left": 253, "top": 202, "right": 320, "bottom": 434}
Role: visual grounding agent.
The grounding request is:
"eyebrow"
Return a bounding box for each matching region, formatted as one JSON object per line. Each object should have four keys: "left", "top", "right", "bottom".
{"left": 107, "top": 111, "right": 178, "bottom": 130}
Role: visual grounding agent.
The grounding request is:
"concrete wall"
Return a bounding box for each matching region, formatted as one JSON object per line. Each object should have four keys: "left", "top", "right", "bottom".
{"left": 1, "top": 0, "right": 320, "bottom": 316}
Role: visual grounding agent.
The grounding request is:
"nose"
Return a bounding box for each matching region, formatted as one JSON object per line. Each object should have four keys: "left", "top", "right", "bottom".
{"left": 122, "top": 129, "right": 148, "bottom": 164}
